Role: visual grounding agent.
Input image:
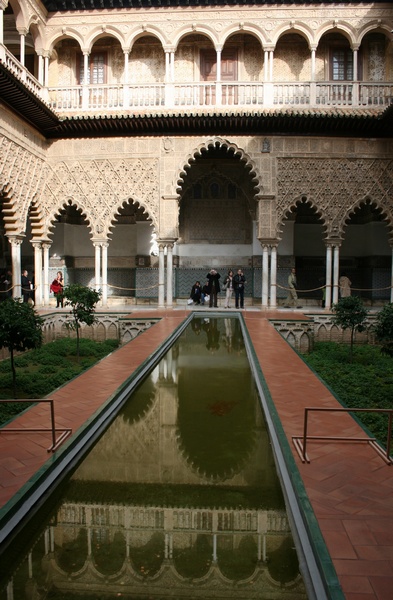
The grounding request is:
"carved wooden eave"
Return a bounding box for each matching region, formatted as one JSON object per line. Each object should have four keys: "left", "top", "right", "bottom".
{"left": 42, "top": 0, "right": 391, "bottom": 10}
{"left": 1, "top": 61, "right": 393, "bottom": 140}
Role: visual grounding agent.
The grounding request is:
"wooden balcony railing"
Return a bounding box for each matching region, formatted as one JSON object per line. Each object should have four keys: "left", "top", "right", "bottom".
{"left": 2, "top": 45, "right": 393, "bottom": 114}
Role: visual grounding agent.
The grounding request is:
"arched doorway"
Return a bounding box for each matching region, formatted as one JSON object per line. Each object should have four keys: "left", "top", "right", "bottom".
{"left": 278, "top": 199, "right": 325, "bottom": 306}
{"left": 341, "top": 200, "right": 391, "bottom": 303}
{"left": 177, "top": 143, "right": 258, "bottom": 302}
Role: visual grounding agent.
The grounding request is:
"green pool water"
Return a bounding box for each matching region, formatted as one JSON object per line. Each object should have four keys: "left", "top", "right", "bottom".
{"left": 0, "top": 316, "right": 308, "bottom": 599}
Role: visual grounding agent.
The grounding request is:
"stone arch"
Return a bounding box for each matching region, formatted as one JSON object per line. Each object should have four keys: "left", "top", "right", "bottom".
{"left": 299, "top": 331, "right": 310, "bottom": 353}
{"left": 277, "top": 194, "right": 327, "bottom": 240}
{"left": 47, "top": 30, "right": 85, "bottom": 54}
{"left": 7, "top": 0, "right": 29, "bottom": 31}
{"left": 340, "top": 196, "right": 393, "bottom": 242}
{"left": 175, "top": 138, "right": 261, "bottom": 197}
{"left": 111, "top": 197, "right": 157, "bottom": 234}
{"left": 0, "top": 183, "right": 21, "bottom": 237}
{"left": 47, "top": 199, "right": 93, "bottom": 241}
{"left": 358, "top": 22, "right": 393, "bottom": 45}
{"left": 127, "top": 27, "right": 168, "bottom": 51}
{"left": 316, "top": 23, "right": 357, "bottom": 48}
{"left": 273, "top": 23, "right": 314, "bottom": 48}
{"left": 173, "top": 26, "right": 219, "bottom": 51}
{"left": 85, "top": 27, "right": 126, "bottom": 53}
{"left": 28, "top": 199, "right": 47, "bottom": 240}
{"left": 221, "top": 24, "right": 267, "bottom": 48}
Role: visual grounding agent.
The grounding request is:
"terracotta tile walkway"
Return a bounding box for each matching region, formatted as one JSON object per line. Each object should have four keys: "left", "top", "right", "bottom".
{"left": 1, "top": 308, "right": 393, "bottom": 600}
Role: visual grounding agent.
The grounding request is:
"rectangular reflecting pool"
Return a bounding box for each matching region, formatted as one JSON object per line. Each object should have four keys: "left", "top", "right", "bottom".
{"left": 0, "top": 316, "right": 309, "bottom": 599}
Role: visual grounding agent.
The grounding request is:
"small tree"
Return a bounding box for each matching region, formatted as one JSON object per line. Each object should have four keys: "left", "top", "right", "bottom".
{"left": 374, "top": 303, "right": 393, "bottom": 357}
{"left": 63, "top": 284, "right": 101, "bottom": 362}
{"left": 0, "top": 298, "right": 43, "bottom": 398}
{"left": 331, "top": 296, "right": 368, "bottom": 362}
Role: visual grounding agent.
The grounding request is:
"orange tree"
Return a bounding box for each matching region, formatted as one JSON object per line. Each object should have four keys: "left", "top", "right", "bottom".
{"left": 63, "top": 284, "right": 102, "bottom": 362}
{"left": 0, "top": 298, "right": 43, "bottom": 398}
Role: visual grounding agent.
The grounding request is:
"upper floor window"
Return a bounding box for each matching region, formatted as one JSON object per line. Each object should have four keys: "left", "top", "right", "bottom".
{"left": 79, "top": 52, "right": 107, "bottom": 85}
{"left": 331, "top": 48, "right": 353, "bottom": 81}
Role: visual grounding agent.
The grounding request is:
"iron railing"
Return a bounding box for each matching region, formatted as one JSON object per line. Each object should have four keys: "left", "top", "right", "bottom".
{"left": 0, "top": 399, "right": 72, "bottom": 452}
{"left": 293, "top": 406, "right": 392, "bottom": 465}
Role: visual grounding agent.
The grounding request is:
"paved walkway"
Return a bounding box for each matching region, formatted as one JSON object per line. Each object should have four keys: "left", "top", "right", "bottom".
{"left": 0, "top": 308, "right": 392, "bottom": 600}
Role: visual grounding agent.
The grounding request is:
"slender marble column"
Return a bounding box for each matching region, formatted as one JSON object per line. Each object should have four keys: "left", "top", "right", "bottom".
{"left": 262, "top": 245, "right": 269, "bottom": 308}
{"left": 19, "top": 32, "right": 25, "bottom": 66}
{"left": 333, "top": 245, "right": 340, "bottom": 304}
{"left": 101, "top": 242, "right": 108, "bottom": 306}
{"left": 325, "top": 244, "right": 332, "bottom": 310}
{"left": 32, "top": 241, "right": 43, "bottom": 307}
{"left": 8, "top": 237, "right": 23, "bottom": 299}
{"left": 270, "top": 246, "right": 277, "bottom": 309}
{"left": 158, "top": 244, "right": 165, "bottom": 308}
{"left": 42, "top": 243, "right": 51, "bottom": 306}
{"left": 166, "top": 243, "right": 173, "bottom": 308}
{"left": 94, "top": 243, "right": 101, "bottom": 293}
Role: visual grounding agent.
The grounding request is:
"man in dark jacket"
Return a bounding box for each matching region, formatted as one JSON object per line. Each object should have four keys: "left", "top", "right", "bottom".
{"left": 206, "top": 269, "right": 221, "bottom": 308}
{"left": 233, "top": 269, "right": 246, "bottom": 309}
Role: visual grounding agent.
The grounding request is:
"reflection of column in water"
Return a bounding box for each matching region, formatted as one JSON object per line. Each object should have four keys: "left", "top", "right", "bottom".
{"left": 232, "top": 319, "right": 244, "bottom": 354}
{"left": 205, "top": 319, "right": 220, "bottom": 351}
{"left": 224, "top": 318, "right": 233, "bottom": 352}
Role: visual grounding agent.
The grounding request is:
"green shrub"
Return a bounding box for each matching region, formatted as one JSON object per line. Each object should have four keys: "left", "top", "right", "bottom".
{"left": 304, "top": 342, "right": 393, "bottom": 444}
{"left": 0, "top": 338, "right": 120, "bottom": 424}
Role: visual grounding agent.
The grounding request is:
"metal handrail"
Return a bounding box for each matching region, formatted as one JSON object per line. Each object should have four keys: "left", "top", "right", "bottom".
{"left": 293, "top": 407, "right": 392, "bottom": 465}
{"left": 0, "top": 399, "right": 72, "bottom": 452}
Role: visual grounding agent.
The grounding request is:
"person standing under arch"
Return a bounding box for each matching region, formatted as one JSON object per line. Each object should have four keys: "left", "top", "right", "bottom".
{"left": 233, "top": 269, "right": 246, "bottom": 309}
{"left": 206, "top": 269, "right": 221, "bottom": 308}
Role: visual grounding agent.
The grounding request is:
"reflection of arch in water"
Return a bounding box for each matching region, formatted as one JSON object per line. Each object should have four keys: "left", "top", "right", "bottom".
{"left": 173, "top": 533, "right": 212, "bottom": 579}
{"left": 92, "top": 530, "right": 126, "bottom": 576}
{"left": 129, "top": 532, "right": 165, "bottom": 577}
{"left": 55, "top": 528, "right": 88, "bottom": 574}
{"left": 176, "top": 375, "right": 258, "bottom": 481}
{"left": 121, "top": 375, "right": 157, "bottom": 425}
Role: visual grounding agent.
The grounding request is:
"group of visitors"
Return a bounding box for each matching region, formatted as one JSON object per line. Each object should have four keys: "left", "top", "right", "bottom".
{"left": 189, "top": 268, "right": 247, "bottom": 309}
{"left": 1, "top": 269, "right": 65, "bottom": 307}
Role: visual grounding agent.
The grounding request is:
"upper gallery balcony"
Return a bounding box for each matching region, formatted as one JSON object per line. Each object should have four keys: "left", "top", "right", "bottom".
{"left": 1, "top": 2, "right": 393, "bottom": 116}
{"left": 2, "top": 44, "right": 392, "bottom": 115}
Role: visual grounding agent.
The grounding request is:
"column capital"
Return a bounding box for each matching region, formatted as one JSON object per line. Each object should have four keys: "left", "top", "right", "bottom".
{"left": 157, "top": 238, "right": 177, "bottom": 248}
{"left": 325, "top": 237, "right": 342, "bottom": 248}
{"left": 6, "top": 234, "right": 24, "bottom": 247}
{"left": 257, "top": 238, "right": 278, "bottom": 248}
{"left": 92, "top": 238, "right": 108, "bottom": 247}
{"left": 256, "top": 194, "right": 275, "bottom": 202}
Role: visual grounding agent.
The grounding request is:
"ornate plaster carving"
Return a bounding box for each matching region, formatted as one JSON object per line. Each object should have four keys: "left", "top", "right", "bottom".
{"left": 276, "top": 157, "right": 393, "bottom": 239}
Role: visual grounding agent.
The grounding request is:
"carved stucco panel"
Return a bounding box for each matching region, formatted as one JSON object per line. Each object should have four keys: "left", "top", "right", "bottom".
{"left": 42, "top": 158, "right": 159, "bottom": 236}
{"left": 277, "top": 157, "right": 393, "bottom": 238}
{"left": 0, "top": 134, "right": 46, "bottom": 233}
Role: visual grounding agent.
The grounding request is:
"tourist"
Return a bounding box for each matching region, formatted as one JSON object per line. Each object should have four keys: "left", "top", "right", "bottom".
{"left": 233, "top": 268, "right": 246, "bottom": 309}
{"left": 50, "top": 271, "right": 64, "bottom": 307}
{"left": 21, "top": 270, "right": 32, "bottom": 303}
{"left": 190, "top": 280, "right": 202, "bottom": 304}
{"left": 206, "top": 269, "right": 221, "bottom": 308}
{"left": 284, "top": 267, "right": 301, "bottom": 308}
{"left": 223, "top": 269, "right": 234, "bottom": 308}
